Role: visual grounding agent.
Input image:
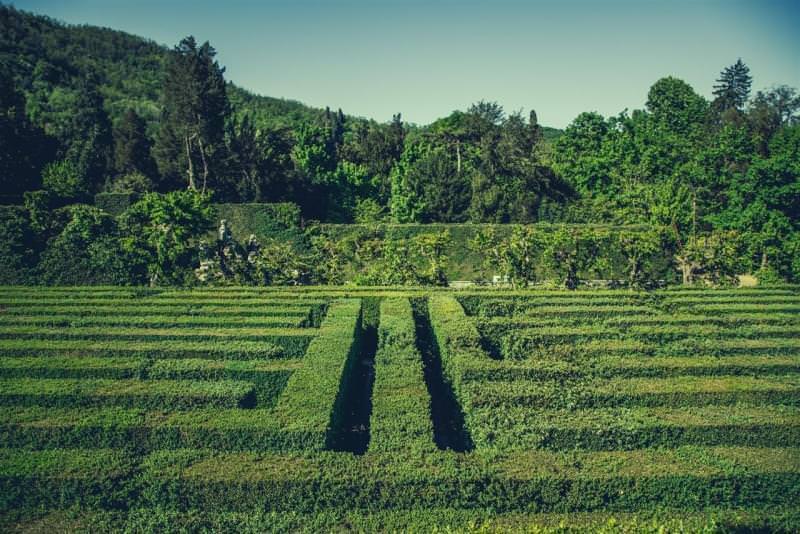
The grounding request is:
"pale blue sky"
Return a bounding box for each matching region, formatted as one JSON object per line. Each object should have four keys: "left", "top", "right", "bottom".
{"left": 12, "top": 0, "right": 800, "bottom": 128}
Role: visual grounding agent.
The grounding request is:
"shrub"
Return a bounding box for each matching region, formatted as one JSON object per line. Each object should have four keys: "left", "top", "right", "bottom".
{"left": 41, "top": 159, "right": 90, "bottom": 201}
{"left": 120, "top": 191, "right": 214, "bottom": 286}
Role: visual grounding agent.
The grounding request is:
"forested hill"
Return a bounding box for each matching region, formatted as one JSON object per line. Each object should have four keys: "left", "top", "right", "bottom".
{"left": 0, "top": 6, "right": 563, "bottom": 139}
{"left": 0, "top": 5, "right": 329, "bottom": 133}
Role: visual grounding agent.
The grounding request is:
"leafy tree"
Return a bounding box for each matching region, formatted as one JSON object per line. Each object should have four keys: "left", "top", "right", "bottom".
{"left": 542, "top": 226, "right": 607, "bottom": 289}
{"left": 646, "top": 77, "right": 708, "bottom": 135}
{"left": 354, "top": 197, "right": 387, "bottom": 223}
{"left": 154, "top": 36, "right": 229, "bottom": 192}
{"left": 470, "top": 226, "right": 541, "bottom": 287}
{"left": 748, "top": 86, "right": 800, "bottom": 155}
{"left": 713, "top": 59, "right": 752, "bottom": 112}
{"left": 412, "top": 230, "right": 451, "bottom": 286}
{"left": 616, "top": 228, "right": 664, "bottom": 288}
{"left": 709, "top": 124, "right": 800, "bottom": 278}
{"left": 119, "top": 190, "right": 213, "bottom": 285}
{"left": 673, "top": 230, "right": 742, "bottom": 286}
{"left": 551, "top": 112, "right": 612, "bottom": 194}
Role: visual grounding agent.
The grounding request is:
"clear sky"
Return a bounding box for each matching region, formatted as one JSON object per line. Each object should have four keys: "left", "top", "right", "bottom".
{"left": 11, "top": 0, "right": 800, "bottom": 128}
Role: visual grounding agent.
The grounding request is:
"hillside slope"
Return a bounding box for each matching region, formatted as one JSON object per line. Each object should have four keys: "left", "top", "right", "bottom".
{"left": 0, "top": 5, "right": 562, "bottom": 137}
{"left": 0, "top": 5, "right": 328, "bottom": 134}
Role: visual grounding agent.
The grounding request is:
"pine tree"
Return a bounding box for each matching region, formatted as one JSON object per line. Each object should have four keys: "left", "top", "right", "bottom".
{"left": 713, "top": 59, "right": 752, "bottom": 111}
{"left": 154, "top": 36, "right": 230, "bottom": 192}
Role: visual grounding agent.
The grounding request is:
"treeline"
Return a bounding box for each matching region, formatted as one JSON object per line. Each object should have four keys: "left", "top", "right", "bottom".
{"left": 0, "top": 6, "right": 798, "bottom": 283}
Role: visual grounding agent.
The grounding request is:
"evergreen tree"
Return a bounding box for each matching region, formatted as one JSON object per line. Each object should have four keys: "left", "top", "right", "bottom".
{"left": 154, "top": 36, "right": 230, "bottom": 192}
{"left": 113, "top": 108, "right": 156, "bottom": 179}
{"left": 713, "top": 59, "right": 752, "bottom": 111}
{"left": 0, "top": 68, "right": 54, "bottom": 195}
{"left": 64, "top": 75, "right": 112, "bottom": 194}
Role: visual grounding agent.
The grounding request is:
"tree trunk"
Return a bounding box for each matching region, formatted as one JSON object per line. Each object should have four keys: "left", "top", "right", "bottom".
{"left": 456, "top": 141, "right": 461, "bottom": 174}
{"left": 761, "top": 251, "right": 768, "bottom": 269}
{"left": 197, "top": 135, "right": 209, "bottom": 194}
{"left": 185, "top": 135, "right": 196, "bottom": 190}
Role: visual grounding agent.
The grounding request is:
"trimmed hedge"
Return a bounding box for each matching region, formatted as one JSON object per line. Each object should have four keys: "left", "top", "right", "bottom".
{"left": 498, "top": 335, "right": 800, "bottom": 361}
{"left": 148, "top": 358, "right": 300, "bottom": 407}
{"left": 273, "top": 299, "right": 363, "bottom": 450}
{"left": 0, "top": 305, "right": 315, "bottom": 318}
{"left": 132, "top": 446, "right": 800, "bottom": 513}
{"left": 0, "top": 314, "right": 307, "bottom": 328}
{"left": 0, "top": 407, "right": 317, "bottom": 453}
{"left": 458, "top": 354, "right": 800, "bottom": 382}
{"left": 0, "top": 448, "right": 137, "bottom": 511}
{"left": 3, "top": 445, "right": 798, "bottom": 514}
{"left": 0, "top": 297, "right": 325, "bottom": 307}
{"left": 0, "top": 339, "right": 293, "bottom": 360}
{"left": 0, "top": 378, "right": 257, "bottom": 409}
{"left": 0, "top": 356, "right": 148, "bottom": 379}
{"left": 9, "top": 506, "right": 799, "bottom": 533}
{"left": 470, "top": 374, "right": 800, "bottom": 409}
{"left": 368, "top": 297, "right": 435, "bottom": 453}
{"left": 427, "top": 296, "right": 488, "bottom": 443}
{"left": 0, "top": 325, "right": 317, "bottom": 345}
{"left": 469, "top": 405, "right": 800, "bottom": 450}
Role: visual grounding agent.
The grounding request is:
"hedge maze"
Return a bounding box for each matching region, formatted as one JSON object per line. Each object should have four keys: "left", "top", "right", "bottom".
{"left": 1, "top": 286, "right": 799, "bottom": 531}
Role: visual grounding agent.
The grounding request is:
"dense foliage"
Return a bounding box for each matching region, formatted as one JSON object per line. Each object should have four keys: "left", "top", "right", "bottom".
{"left": 0, "top": 5, "right": 798, "bottom": 284}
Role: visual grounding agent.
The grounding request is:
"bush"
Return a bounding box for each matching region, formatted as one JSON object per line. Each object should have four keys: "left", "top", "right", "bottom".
{"left": 38, "top": 204, "right": 138, "bottom": 285}
{"left": 0, "top": 206, "right": 39, "bottom": 284}
{"left": 41, "top": 159, "right": 90, "bottom": 201}
{"left": 120, "top": 191, "right": 214, "bottom": 286}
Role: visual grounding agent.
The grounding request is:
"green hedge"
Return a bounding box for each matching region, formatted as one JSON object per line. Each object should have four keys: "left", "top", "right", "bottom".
{"left": 0, "top": 378, "right": 257, "bottom": 409}
{"left": 4, "top": 445, "right": 799, "bottom": 513}
{"left": 469, "top": 374, "right": 800, "bottom": 409}
{"left": 0, "top": 448, "right": 137, "bottom": 511}
{"left": 0, "top": 314, "right": 306, "bottom": 328}
{"left": 458, "top": 354, "right": 800, "bottom": 382}
{"left": 427, "top": 296, "right": 488, "bottom": 443}
{"left": 0, "top": 339, "right": 294, "bottom": 360}
{"left": 11, "top": 506, "right": 799, "bottom": 533}
{"left": 211, "top": 203, "right": 302, "bottom": 244}
{"left": 0, "top": 325, "right": 317, "bottom": 345}
{"left": 273, "top": 299, "right": 363, "bottom": 450}
{"left": 0, "top": 305, "right": 314, "bottom": 318}
{"left": 470, "top": 405, "right": 800, "bottom": 451}
{"left": 0, "top": 407, "right": 316, "bottom": 453}
{"left": 0, "top": 356, "right": 147, "bottom": 379}
{"left": 497, "top": 335, "right": 800, "bottom": 361}
{"left": 369, "top": 297, "right": 435, "bottom": 453}
{"left": 0, "top": 296, "right": 324, "bottom": 307}
{"left": 149, "top": 358, "right": 299, "bottom": 407}
{"left": 133, "top": 446, "right": 800, "bottom": 513}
